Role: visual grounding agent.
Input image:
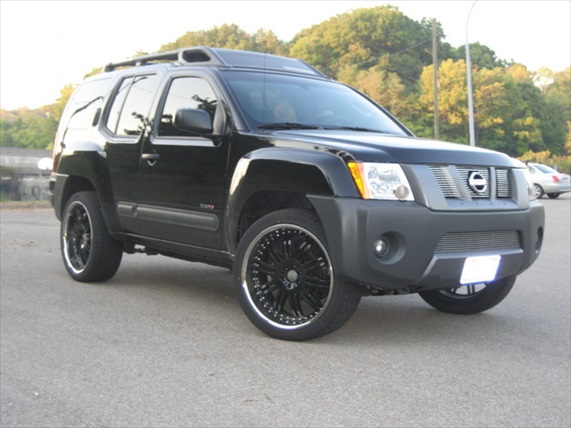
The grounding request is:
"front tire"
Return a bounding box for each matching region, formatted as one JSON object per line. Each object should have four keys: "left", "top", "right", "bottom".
{"left": 61, "top": 191, "right": 123, "bottom": 282}
{"left": 547, "top": 193, "right": 561, "bottom": 199}
{"left": 234, "top": 209, "right": 361, "bottom": 341}
{"left": 418, "top": 275, "right": 516, "bottom": 315}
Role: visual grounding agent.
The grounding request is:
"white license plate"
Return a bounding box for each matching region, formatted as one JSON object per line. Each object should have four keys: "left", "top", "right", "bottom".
{"left": 460, "top": 255, "right": 501, "bottom": 285}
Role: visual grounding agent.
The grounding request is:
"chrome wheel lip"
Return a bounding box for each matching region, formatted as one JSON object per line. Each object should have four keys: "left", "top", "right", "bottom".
{"left": 240, "top": 223, "right": 334, "bottom": 331}
{"left": 62, "top": 200, "right": 92, "bottom": 275}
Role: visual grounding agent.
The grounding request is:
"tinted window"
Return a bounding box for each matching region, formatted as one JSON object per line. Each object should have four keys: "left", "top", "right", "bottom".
{"left": 106, "top": 75, "right": 160, "bottom": 136}
{"left": 62, "top": 77, "right": 112, "bottom": 131}
{"left": 159, "top": 77, "right": 218, "bottom": 137}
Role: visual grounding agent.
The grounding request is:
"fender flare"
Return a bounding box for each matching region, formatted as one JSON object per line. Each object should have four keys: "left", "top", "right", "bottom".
{"left": 55, "top": 146, "right": 122, "bottom": 233}
{"left": 224, "top": 147, "right": 359, "bottom": 253}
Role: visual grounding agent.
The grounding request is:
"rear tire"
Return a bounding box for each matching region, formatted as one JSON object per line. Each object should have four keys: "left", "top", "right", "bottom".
{"left": 418, "top": 275, "right": 516, "bottom": 314}
{"left": 234, "top": 209, "right": 361, "bottom": 341}
{"left": 61, "top": 191, "right": 123, "bottom": 282}
{"left": 533, "top": 184, "right": 544, "bottom": 199}
{"left": 547, "top": 193, "right": 560, "bottom": 199}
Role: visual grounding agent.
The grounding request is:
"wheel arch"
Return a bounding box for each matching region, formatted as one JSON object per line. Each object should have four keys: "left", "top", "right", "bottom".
{"left": 53, "top": 150, "right": 122, "bottom": 233}
{"left": 225, "top": 148, "right": 359, "bottom": 255}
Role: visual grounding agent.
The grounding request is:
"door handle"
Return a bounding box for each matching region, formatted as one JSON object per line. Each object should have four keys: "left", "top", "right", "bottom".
{"left": 142, "top": 153, "right": 160, "bottom": 166}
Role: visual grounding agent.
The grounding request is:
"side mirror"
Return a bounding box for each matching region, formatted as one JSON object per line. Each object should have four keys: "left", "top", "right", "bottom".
{"left": 173, "top": 109, "right": 213, "bottom": 134}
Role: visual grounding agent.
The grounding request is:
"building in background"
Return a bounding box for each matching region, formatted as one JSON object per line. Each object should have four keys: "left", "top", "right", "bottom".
{"left": 0, "top": 147, "right": 52, "bottom": 201}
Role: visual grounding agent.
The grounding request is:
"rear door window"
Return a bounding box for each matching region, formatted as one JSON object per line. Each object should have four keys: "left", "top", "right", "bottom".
{"left": 106, "top": 75, "right": 160, "bottom": 136}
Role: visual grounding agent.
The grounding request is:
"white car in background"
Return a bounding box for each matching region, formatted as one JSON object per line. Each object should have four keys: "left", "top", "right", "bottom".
{"left": 527, "top": 162, "right": 571, "bottom": 199}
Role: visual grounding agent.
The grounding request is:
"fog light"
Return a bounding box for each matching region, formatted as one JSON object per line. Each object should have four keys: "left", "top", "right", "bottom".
{"left": 374, "top": 238, "right": 389, "bottom": 258}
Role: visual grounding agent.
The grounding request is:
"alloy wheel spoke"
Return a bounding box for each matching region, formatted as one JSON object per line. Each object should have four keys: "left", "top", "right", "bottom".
{"left": 259, "top": 279, "right": 280, "bottom": 296}
{"left": 301, "top": 288, "right": 324, "bottom": 310}
{"left": 290, "top": 293, "right": 305, "bottom": 318}
{"left": 256, "top": 260, "right": 277, "bottom": 276}
{"left": 274, "top": 290, "right": 288, "bottom": 312}
{"left": 303, "top": 275, "right": 330, "bottom": 290}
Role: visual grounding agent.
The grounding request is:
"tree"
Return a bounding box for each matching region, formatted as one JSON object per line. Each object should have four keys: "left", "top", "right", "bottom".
{"left": 339, "top": 65, "right": 409, "bottom": 119}
{"left": 0, "top": 108, "right": 57, "bottom": 149}
{"left": 505, "top": 65, "right": 547, "bottom": 152}
{"left": 419, "top": 59, "right": 543, "bottom": 155}
{"left": 454, "top": 42, "right": 507, "bottom": 69}
{"left": 289, "top": 6, "right": 439, "bottom": 88}
{"left": 419, "top": 59, "right": 468, "bottom": 143}
{"left": 159, "top": 24, "right": 286, "bottom": 54}
{"left": 47, "top": 84, "right": 76, "bottom": 123}
{"left": 541, "top": 67, "right": 571, "bottom": 155}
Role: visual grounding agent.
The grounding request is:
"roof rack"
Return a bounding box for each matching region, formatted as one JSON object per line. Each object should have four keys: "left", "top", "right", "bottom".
{"left": 103, "top": 46, "right": 328, "bottom": 77}
{"left": 103, "top": 47, "right": 224, "bottom": 72}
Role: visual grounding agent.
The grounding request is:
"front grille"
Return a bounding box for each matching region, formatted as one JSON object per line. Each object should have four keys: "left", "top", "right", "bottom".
{"left": 429, "top": 166, "right": 461, "bottom": 198}
{"left": 496, "top": 169, "right": 511, "bottom": 198}
{"left": 435, "top": 230, "right": 520, "bottom": 253}
{"left": 429, "top": 165, "right": 512, "bottom": 200}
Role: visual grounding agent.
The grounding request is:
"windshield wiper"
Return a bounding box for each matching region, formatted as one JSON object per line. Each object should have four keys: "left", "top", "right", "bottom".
{"left": 323, "top": 126, "right": 386, "bottom": 133}
{"left": 258, "top": 122, "right": 320, "bottom": 130}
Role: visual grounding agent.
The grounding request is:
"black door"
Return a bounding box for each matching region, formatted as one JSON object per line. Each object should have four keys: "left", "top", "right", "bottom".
{"left": 136, "top": 76, "right": 230, "bottom": 249}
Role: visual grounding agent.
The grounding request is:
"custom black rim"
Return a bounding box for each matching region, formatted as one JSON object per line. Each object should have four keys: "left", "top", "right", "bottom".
{"left": 241, "top": 225, "right": 333, "bottom": 329}
{"left": 63, "top": 202, "right": 92, "bottom": 273}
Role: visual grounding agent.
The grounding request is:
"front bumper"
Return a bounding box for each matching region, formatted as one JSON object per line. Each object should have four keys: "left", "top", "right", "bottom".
{"left": 309, "top": 196, "right": 545, "bottom": 292}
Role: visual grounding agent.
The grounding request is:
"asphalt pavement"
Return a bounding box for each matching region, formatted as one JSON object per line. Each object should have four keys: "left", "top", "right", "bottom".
{"left": 1, "top": 196, "right": 569, "bottom": 427}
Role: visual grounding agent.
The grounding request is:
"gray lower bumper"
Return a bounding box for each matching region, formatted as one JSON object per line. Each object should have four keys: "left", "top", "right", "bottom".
{"left": 309, "top": 196, "right": 544, "bottom": 292}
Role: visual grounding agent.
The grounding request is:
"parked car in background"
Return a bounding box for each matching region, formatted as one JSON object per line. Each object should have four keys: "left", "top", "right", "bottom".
{"left": 527, "top": 163, "right": 571, "bottom": 199}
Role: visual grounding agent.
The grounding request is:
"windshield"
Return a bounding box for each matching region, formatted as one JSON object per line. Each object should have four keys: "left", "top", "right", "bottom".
{"left": 222, "top": 71, "right": 408, "bottom": 135}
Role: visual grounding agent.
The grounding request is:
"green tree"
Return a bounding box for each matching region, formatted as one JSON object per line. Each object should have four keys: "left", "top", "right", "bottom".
{"left": 419, "top": 59, "right": 543, "bottom": 155}
{"left": 454, "top": 42, "right": 507, "bottom": 69}
{"left": 505, "top": 64, "right": 547, "bottom": 152}
{"left": 289, "top": 6, "right": 439, "bottom": 88}
{"left": 0, "top": 108, "right": 57, "bottom": 149}
{"left": 47, "top": 84, "right": 76, "bottom": 123}
{"left": 159, "top": 24, "right": 286, "bottom": 54}
{"left": 541, "top": 67, "right": 571, "bottom": 155}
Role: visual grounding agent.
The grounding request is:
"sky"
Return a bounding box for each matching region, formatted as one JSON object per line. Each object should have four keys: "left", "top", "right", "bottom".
{"left": 1, "top": 0, "right": 570, "bottom": 110}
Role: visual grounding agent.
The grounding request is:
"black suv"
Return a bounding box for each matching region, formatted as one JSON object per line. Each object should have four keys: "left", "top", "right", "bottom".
{"left": 50, "top": 47, "right": 544, "bottom": 340}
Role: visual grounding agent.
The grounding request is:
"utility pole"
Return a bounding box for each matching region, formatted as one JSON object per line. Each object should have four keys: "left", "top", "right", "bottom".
{"left": 432, "top": 19, "right": 440, "bottom": 140}
{"left": 466, "top": 1, "right": 477, "bottom": 146}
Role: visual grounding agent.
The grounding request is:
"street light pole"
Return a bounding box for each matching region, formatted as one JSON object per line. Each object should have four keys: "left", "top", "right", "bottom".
{"left": 432, "top": 19, "right": 440, "bottom": 140}
{"left": 466, "top": 1, "right": 477, "bottom": 146}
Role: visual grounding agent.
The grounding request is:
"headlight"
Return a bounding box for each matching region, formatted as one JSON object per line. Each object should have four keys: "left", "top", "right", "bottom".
{"left": 348, "top": 162, "right": 414, "bottom": 201}
{"left": 522, "top": 168, "right": 536, "bottom": 201}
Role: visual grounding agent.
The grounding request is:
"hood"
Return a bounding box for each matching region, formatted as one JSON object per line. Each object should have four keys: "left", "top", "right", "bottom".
{"left": 270, "top": 130, "right": 522, "bottom": 168}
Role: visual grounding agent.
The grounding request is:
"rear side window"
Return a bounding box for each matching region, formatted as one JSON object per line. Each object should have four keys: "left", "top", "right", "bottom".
{"left": 55, "top": 77, "right": 112, "bottom": 154}
{"left": 60, "top": 77, "right": 112, "bottom": 131}
{"left": 106, "top": 75, "right": 160, "bottom": 136}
